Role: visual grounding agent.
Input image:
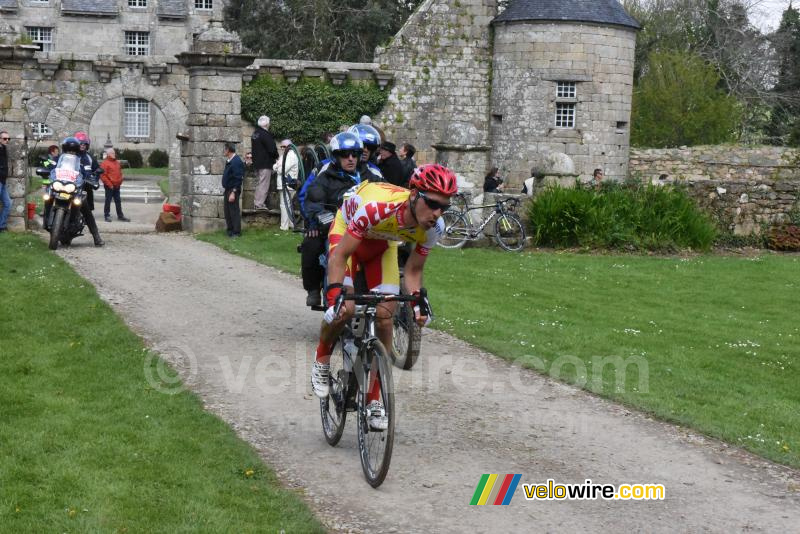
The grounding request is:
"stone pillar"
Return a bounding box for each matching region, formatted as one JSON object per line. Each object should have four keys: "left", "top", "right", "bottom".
{"left": 0, "top": 44, "right": 39, "bottom": 231}
{"left": 176, "top": 22, "right": 255, "bottom": 232}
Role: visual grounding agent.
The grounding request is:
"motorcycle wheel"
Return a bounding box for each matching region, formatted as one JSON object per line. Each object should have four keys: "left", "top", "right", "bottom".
{"left": 49, "top": 208, "right": 65, "bottom": 251}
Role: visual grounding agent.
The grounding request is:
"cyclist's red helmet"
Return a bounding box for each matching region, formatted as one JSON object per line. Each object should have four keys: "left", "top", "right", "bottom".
{"left": 409, "top": 164, "right": 458, "bottom": 196}
{"left": 74, "top": 131, "right": 91, "bottom": 148}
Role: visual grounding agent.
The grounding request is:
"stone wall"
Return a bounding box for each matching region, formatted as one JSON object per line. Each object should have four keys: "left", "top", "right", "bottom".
{"left": 630, "top": 146, "right": 800, "bottom": 235}
{"left": 0, "top": 45, "right": 37, "bottom": 230}
{"left": 491, "top": 22, "right": 636, "bottom": 188}
{"left": 374, "top": 0, "right": 497, "bottom": 183}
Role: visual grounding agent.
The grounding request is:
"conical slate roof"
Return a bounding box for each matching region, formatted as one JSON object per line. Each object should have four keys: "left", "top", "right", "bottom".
{"left": 494, "top": 0, "right": 640, "bottom": 29}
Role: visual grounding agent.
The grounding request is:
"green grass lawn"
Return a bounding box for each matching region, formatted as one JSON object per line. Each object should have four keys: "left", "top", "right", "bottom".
{"left": 0, "top": 232, "right": 323, "bottom": 532}
{"left": 198, "top": 228, "right": 800, "bottom": 469}
{"left": 124, "top": 167, "right": 168, "bottom": 177}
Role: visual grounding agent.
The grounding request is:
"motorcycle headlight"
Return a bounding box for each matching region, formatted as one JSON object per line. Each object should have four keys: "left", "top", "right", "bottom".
{"left": 52, "top": 182, "right": 64, "bottom": 192}
{"left": 64, "top": 183, "right": 76, "bottom": 193}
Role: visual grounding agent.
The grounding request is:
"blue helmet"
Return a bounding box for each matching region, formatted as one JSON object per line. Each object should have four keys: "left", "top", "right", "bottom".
{"left": 61, "top": 136, "right": 81, "bottom": 154}
{"left": 329, "top": 132, "right": 363, "bottom": 155}
{"left": 348, "top": 124, "right": 380, "bottom": 149}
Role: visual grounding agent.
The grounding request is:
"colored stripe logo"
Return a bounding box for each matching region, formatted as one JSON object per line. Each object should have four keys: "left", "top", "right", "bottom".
{"left": 470, "top": 474, "right": 521, "bottom": 505}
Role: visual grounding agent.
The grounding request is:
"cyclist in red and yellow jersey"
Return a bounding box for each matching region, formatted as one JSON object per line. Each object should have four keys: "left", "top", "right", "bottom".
{"left": 311, "top": 164, "right": 458, "bottom": 428}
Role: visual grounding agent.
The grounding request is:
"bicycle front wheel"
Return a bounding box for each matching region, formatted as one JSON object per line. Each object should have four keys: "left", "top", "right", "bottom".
{"left": 438, "top": 211, "right": 469, "bottom": 249}
{"left": 320, "top": 341, "right": 348, "bottom": 446}
{"left": 494, "top": 213, "right": 526, "bottom": 251}
{"left": 358, "top": 341, "right": 395, "bottom": 488}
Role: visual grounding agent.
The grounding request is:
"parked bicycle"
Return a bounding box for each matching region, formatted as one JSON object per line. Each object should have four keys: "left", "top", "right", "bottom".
{"left": 320, "top": 289, "right": 431, "bottom": 487}
{"left": 439, "top": 197, "right": 526, "bottom": 251}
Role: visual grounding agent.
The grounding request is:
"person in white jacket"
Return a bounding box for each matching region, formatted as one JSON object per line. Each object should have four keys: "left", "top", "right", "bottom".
{"left": 273, "top": 139, "right": 299, "bottom": 231}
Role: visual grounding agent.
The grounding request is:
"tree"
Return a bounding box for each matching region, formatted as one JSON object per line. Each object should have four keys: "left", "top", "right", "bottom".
{"left": 631, "top": 51, "right": 742, "bottom": 147}
{"left": 223, "top": 0, "right": 423, "bottom": 62}
{"left": 624, "top": 0, "right": 778, "bottom": 143}
{"left": 766, "top": 4, "right": 800, "bottom": 145}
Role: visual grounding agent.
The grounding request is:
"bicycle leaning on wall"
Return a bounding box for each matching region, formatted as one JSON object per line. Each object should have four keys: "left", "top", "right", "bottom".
{"left": 438, "top": 197, "right": 526, "bottom": 251}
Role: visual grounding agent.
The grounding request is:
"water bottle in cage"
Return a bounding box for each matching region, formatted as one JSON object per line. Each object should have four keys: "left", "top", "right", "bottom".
{"left": 343, "top": 336, "right": 357, "bottom": 372}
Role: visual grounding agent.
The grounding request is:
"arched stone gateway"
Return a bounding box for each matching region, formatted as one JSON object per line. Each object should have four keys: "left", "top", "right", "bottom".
{"left": 0, "top": 22, "right": 254, "bottom": 232}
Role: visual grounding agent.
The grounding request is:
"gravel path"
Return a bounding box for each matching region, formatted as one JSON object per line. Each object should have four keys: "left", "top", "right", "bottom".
{"left": 56, "top": 233, "right": 800, "bottom": 533}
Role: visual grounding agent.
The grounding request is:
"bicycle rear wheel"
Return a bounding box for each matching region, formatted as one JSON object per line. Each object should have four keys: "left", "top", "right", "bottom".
{"left": 438, "top": 210, "right": 469, "bottom": 249}
{"left": 358, "top": 341, "right": 395, "bottom": 488}
{"left": 320, "top": 341, "right": 348, "bottom": 446}
{"left": 282, "top": 143, "right": 305, "bottom": 229}
{"left": 494, "top": 213, "right": 526, "bottom": 251}
{"left": 392, "top": 281, "right": 420, "bottom": 370}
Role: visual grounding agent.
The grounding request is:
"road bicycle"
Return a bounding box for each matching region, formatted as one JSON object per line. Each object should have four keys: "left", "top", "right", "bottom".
{"left": 320, "top": 289, "right": 429, "bottom": 487}
{"left": 439, "top": 197, "right": 526, "bottom": 251}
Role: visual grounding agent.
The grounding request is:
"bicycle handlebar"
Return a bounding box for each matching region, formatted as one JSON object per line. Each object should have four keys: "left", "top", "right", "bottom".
{"left": 333, "top": 288, "right": 431, "bottom": 318}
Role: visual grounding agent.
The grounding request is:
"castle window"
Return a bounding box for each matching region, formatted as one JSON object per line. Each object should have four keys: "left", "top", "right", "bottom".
{"left": 26, "top": 27, "right": 53, "bottom": 52}
{"left": 128, "top": 0, "right": 147, "bottom": 7}
{"left": 557, "top": 82, "right": 576, "bottom": 99}
{"left": 125, "top": 31, "right": 150, "bottom": 55}
{"left": 124, "top": 98, "right": 150, "bottom": 138}
{"left": 555, "top": 103, "right": 575, "bottom": 128}
{"left": 195, "top": 0, "right": 213, "bottom": 9}
{"left": 30, "top": 122, "right": 53, "bottom": 139}
{"left": 554, "top": 81, "right": 577, "bottom": 128}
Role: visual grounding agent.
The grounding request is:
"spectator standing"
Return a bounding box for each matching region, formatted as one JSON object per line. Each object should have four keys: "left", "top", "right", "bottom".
{"left": 99, "top": 148, "right": 130, "bottom": 222}
{"left": 251, "top": 115, "right": 279, "bottom": 210}
{"left": 378, "top": 141, "right": 405, "bottom": 187}
{"left": 483, "top": 166, "right": 504, "bottom": 193}
{"left": 273, "top": 139, "right": 298, "bottom": 231}
{"left": 593, "top": 168, "right": 604, "bottom": 189}
{"left": 222, "top": 142, "right": 244, "bottom": 238}
{"left": 398, "top": 142, "right": 416, "bottom": 185}
{"left": 0, "top": 131, "right": 10, "bottom": 232}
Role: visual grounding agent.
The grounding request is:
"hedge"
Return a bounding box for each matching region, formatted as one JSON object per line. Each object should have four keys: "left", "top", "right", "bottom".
{"left": 241, "top": 76, "right": 388, "bottom": 144}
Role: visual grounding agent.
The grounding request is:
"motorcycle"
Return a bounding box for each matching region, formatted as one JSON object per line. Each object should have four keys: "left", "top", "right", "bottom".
{"left": 38, "top": 153, "right": 102, "bottom": 250}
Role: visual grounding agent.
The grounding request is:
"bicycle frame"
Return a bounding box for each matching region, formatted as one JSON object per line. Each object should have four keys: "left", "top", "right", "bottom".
{"left": 454, "top": 199, "right": 518, "bottom": 239}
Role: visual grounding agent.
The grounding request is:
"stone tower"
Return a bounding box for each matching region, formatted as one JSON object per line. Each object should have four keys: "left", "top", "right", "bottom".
{"left": 491, "top": 0, "right": 640, "bottom": 184}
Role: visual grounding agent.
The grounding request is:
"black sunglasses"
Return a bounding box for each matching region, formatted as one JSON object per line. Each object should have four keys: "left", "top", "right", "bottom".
{"left": 418, "top": 191, "right": 451, "bottom": 212}
{"left": 335, "top": 149, "right": 362, "bottom": 159}
{"left": 0, "top": 137, "right": 9, "bottom": 141}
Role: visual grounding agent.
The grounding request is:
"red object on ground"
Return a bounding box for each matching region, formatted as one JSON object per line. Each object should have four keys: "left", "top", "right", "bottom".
{"left": 27, "top": 202, "right": 36, "bottom": 220}
{"left": 163, "top": 203, "right": 182, "bottom": 221}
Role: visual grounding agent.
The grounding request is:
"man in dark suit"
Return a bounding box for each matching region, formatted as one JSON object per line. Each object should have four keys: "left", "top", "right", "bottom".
{"left": 377, "top": 141, "right": 406, "bottom": 187}
{"left": 222, "top": 142, "right": 245, "bottom": 237}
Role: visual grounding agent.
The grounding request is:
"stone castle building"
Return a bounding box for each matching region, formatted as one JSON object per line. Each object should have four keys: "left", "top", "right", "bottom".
{"left": 1, "top": 0, "right": 644, "bottom": 231}
{"left": 376, "top": 0, "right": 640, "bottom": 186}
{"left": 0, "top": 0, "right": 224, "bottom": 153}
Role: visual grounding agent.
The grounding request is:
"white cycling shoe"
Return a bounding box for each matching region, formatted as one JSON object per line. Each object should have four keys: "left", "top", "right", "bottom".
{"left": 366, "top": 400, "right": 389, "bottom": 431}
{"left": 311, "top": 361, "right": 330, "bottom": 398}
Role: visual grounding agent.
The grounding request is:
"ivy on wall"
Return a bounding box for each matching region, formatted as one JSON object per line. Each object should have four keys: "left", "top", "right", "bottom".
{"left": 241, "top": 76, "right": 388, "bottom": 144}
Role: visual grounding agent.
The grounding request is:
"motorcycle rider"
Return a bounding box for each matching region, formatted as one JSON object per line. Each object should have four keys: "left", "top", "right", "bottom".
{"left": 72, "top": 132, "right": 104, "bottom": 246}
{"left": 300, "top": 131, "right": 383, "bottom": 307}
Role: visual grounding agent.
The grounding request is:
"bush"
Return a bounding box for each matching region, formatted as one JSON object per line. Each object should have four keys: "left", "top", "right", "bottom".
{"left": 527, "top": 182, "right": 717, "bottom": 251}
{"left": 118, "top": 148, "right": 143, "bottom": 168}
{"left": 27, "top": 147, "right": 51, "bottom": 167}
{"left": 148, "top": 149, "right": 169, "bottom": 168}
{"left": 241, "top": 76, "right": 388, "bottom": 144}
{"left": 767, "top": 225, "right": 800, "bottom": 251}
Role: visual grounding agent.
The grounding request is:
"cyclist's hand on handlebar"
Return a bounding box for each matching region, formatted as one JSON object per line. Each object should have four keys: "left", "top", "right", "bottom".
{"left": 323, "top": 284, "right": 345, "bottom": 324}
{"left": 412, "top": 288, "right": 433, "bottom": 327}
